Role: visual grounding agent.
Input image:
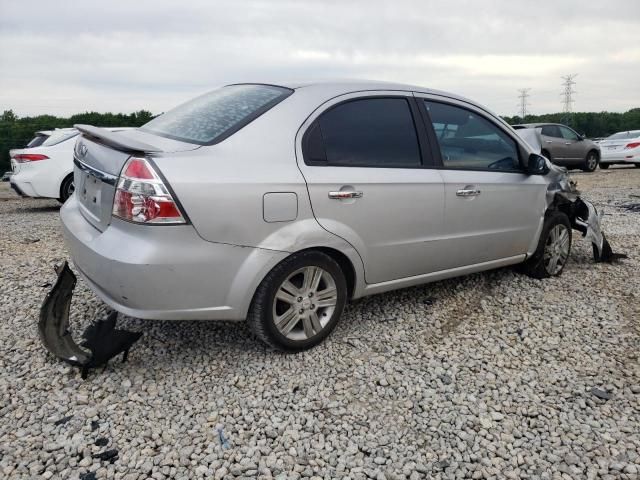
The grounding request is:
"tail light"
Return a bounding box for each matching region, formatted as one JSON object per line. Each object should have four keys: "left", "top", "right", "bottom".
{"left": 12, "top": 154, "right": 49, "bottom": 163}
{"left": 112, "top": 157, "right": 186, "bottom": 224}
{"left": 625, "top": 142, "right": 640, "bottom": 149}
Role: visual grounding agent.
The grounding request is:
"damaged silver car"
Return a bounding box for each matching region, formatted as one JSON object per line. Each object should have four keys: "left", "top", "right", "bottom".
{"left": 40, "top": 81, "right": 623, "bottom": 373}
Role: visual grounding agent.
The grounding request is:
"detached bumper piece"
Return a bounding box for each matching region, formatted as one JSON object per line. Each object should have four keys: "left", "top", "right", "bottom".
{"left": 38, "top": 262, "right": 142, "bottom": 378}
{"left": 554, "top": 195, "right": 627, "bottom": 263}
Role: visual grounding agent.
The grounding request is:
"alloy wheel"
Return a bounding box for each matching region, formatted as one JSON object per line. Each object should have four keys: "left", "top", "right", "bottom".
{"left": 544, "top": 224, "right": 570, "bottom": 275}
{"left": 586, "top": 153, "right": 598, "bottom": 171}
{"left": 272, "top": 266, "right": 338, "bottom": 340}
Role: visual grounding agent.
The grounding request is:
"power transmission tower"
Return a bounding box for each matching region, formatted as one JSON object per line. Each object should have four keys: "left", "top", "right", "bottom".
{"left": 561, "top": 74, "right": 577, "bottom": 113}
{"left": 517, "top": 88, "right": 531, "bottom": 120}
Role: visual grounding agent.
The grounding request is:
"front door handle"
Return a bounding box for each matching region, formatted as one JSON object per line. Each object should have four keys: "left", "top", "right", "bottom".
{"left": 328, "top": 191, "right": 363, "bottom": 199}
{"left": 456, "top": 188, "right": 481, "bottom": 197}
{"left": 564, "top": 142, "right": 572, "bottom": 145}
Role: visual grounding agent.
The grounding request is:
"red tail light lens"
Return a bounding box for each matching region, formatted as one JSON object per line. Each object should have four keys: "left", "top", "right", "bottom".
{"left": 112, "top": 157, "right": 186, "bottom": 224}
{"left": 13, "top": 154, "right": 49, "bottom": 163}
{"left": 625, "top": 142, "right": 640, "bottom": 149}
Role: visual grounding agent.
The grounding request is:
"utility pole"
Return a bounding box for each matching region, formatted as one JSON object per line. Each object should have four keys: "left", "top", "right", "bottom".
{"left": 517, "top": 88, "right": 531, "bottom": 120}
{"left": 561, "top": 74, "right": 577, "bottom": 113}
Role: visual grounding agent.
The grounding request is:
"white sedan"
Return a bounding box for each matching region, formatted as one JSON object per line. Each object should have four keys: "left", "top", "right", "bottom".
{"left": 598, "top": 130, "right": 640, "bottom": 169}
{"left": 10, "top": 127, "right": 129, "bottom": 202}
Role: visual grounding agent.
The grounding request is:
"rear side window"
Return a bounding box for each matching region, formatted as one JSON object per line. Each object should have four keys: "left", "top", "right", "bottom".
{"left": 304, "top": 98, "right": 422, "bottom": 168}
{"left": 541, "top": 125, "right": 561, "bottom": 138}
{"left": 424, "top": 101, "right": 521, "bottom": 172}
{"left": 141, "top": 84, "right": 293, "bottom": 145}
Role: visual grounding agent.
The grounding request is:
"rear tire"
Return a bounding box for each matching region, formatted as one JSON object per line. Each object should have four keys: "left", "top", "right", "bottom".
{"left": 599, "top": 163, "right": 610, "bottom": 170}
{"left": 247, "top": 250, "right": 347, "bottom": 352}
{"left": 521, "top": 211, "right": 572, "bottom": 279}
{"left": 635, "top": 164, "right": 640, "bottom": 168}
{"left": 59, "top": 174, "right": 75, "bottom": 203}
{"left": 582, "top": 150, "right": 599, "bottom": 172}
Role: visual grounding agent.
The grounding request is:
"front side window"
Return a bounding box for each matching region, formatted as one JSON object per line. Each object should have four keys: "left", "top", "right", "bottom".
{"left": 424, "top": 101, "right": 521, "bottom": 171}
{"left": 304, "top": 97, "right": 422, "bottom": 168}
{"left": 559, "top": 126, "right": 579, "bottom": 141}
{"left": 142, "top": 84, "right": 292, "bottom": 145}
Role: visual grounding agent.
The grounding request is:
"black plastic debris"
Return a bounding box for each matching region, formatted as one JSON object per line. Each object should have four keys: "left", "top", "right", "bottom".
{"left": 79, "top": 472, "right": 97, "bottom": 480}
{"left": 619, "top": 202, "right": 640, "bottom": 213}
{"left": 94, "top": 437, "right": 109, "bottom": 447}
{"left": 93, "top": 449, "right": 118, "bottom": 463}
{"left": 590, "top": 387, "right": 612, "bottom": 401}
{"left": 54, "top": 415, "right": 73, "bottom": 426}
{"left": 38, "top": 262, "right": 142, "bottom": 378}
{"left": 90, "top": 420, "right": 100, "bottom": 432}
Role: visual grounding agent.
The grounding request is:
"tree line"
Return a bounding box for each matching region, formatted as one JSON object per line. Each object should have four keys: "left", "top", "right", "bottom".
{"left": 2, "top": 107, "right": 639, "bottom": 173}
{"left": 0, "top": 110, "right": 154, "bottom": 172}
{"left": 502, "top": 108, "right": 640, "bottom": 138}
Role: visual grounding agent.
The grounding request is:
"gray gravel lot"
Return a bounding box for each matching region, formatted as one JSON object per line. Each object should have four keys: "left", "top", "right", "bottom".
{"left": 0, "top": 168, "right": 639, "bottom": 480}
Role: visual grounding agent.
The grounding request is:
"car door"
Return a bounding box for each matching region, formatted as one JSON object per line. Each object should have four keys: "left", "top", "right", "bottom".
{"left": 558, "top": 125, "right": 586, "bottom": 164}
{"left": 540, "top": 124, "right": 568, "bottom": 163}
{"left": 416, "top": 95, "right": 548, "bottom": 270}
{"left": 296, "top": 93, "right": 447, "bottom": 284}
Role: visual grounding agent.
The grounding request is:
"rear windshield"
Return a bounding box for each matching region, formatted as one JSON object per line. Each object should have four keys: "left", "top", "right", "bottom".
{"left": 41, "top": 130, "right": 79, "bottom": 146}
{"left": 607, "top": 131, "right": 640, "bottom": 140}
{"left": 141, "top": 84, "right": 293, "bottom": 145}
{"left": 26, "top": 134, "right": 49, "bottom": 148}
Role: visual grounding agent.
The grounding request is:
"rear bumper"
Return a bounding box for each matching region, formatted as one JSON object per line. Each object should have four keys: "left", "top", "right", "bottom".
{"left": 601, "top": 150, "right": 640, "bottom": 163}
{"left": 60, "top": 195, "right": 288, "bottom": 321}
{"left": 9, "top": 162, "right": 62, "bottom": 199}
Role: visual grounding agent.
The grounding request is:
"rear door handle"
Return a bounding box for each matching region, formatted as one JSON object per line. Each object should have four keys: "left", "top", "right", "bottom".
{"left": 456, "top": 188, "right": 481, "bottom": 197}
{"left": 328, "top": 191, "right": 363, "bottom": 199}
{"left": 564, "top": 142, "right": 572, "bottom": 145}
{"left": 545, "top": 140, "right": 553, "bottom": 144}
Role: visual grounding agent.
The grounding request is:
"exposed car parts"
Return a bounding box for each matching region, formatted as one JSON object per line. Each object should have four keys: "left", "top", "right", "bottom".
{"left": 38, "top": 262, "right": 142, "bottom": 378}
{"left": 544, "top": 162, "right": 626, "bottom": 263}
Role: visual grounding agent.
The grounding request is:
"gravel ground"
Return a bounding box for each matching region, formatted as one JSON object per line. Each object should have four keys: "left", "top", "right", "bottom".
{"left": 0, "top": 168, "right": 639, "bottom": 480}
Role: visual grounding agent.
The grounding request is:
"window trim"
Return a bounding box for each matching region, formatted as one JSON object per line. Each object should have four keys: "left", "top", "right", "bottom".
{"left": 140, "top": 83, "right": 294, "bottom": 146}
{"left": 301, "top": 95, "right": 435, "bottom": 169}
{"left": 417, "top": 98, "right": 527, "bottom": 174}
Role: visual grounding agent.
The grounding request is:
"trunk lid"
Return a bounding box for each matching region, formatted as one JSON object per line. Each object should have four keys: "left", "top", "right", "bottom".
{"left": 73, "top": 126, "right": 199, "bottom": 231}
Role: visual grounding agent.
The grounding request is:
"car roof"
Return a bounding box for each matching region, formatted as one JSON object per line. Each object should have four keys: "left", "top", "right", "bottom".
{"left": 512, "top": 123, "right": 568, "bottom": 128}
{"left": 229, "top": 79, "right": 495, "bottom": 117}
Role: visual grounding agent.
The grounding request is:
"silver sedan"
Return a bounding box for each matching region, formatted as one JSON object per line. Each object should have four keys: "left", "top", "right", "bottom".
{"left": 59, "top": 80, "right": 600, "bottom": 351}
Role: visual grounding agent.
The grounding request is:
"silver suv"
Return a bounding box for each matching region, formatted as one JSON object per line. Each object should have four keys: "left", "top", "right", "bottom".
{"left": 60, "top": 81, "right": 587, "bottom": 351}
{"left": 513, "top": 123, "right": 601, "bottom": 172}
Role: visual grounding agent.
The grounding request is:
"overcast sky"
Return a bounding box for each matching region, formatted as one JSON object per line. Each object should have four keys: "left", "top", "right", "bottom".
{"left": 1, "top": 0, "right": 639, "bottom": 117}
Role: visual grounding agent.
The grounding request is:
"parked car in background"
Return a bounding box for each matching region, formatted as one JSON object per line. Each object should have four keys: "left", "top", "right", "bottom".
{"left": 512, "top": 123, "right": 601, "bottom": 172}
{"left": 58, "top": 80, "right": 604, "bottom": 352}
{"left": 10, "top": 127, "right": 129, "bottom": 203}
{"left": 597, "top": 130, "right": 640, "bottom": 169}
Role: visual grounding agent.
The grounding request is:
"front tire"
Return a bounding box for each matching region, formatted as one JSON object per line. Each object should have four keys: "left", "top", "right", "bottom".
{"left": 582, "top": 151, "right": 599, "bottom": 172}
{"left": 58, "top": 174, "right": 75, "bottom": 203}
{"left": 247, "top": 251, "right": 347, "bottom": 352}
{"left": 521, "top": 211, "right": 572, "bottom": 279}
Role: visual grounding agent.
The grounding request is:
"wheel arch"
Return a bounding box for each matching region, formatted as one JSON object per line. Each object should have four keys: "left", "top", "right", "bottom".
{"left": 59, "top": 171, "right": 74, "bottom": 200}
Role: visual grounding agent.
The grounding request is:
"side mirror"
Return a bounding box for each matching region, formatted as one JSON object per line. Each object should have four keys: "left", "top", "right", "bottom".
{"left": 527, "top": 153, "right": 550, "bottom": 175}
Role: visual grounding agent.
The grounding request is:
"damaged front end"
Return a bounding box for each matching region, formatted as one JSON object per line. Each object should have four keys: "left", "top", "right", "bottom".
{"left": 38, "top": 262, "right": 142, "bottom": 378}
{"left": 545, "top": 163, "right": 625, "bottom": 263}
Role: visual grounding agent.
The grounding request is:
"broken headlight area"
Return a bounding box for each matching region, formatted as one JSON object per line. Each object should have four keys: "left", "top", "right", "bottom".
{"left": 38, "top": 262, "right": 142, "bottom": 378}
{"left": 544, "top": 161, "right": 626, "bottom": 263}
{"left": 550, "top": 193, "right": 627, "bottom": 263}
